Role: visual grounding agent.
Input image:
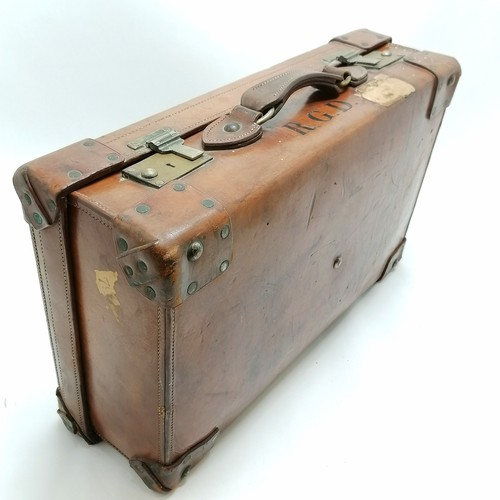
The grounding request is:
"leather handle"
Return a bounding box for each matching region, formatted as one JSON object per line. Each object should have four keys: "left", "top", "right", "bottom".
{"left": 202, "top": 68, "right": 359, "bottom": 150}
{"left": 240, "top": 69, "right": 348, "bottom": 115}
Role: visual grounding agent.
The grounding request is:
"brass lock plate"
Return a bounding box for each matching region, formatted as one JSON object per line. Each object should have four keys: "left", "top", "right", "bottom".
{"left": 122, "top": 152, "right": 212, "bottom": 188}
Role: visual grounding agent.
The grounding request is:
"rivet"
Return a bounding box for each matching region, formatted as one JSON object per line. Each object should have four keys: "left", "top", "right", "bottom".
{"left": 68, "top": 170, "right": 82, "bottom": 179}
{"left": 223, "top": 122, "right": 241, "bottom": 133}
{"left": 23, "top": 193, "right": 32, "bottom": 205}
{"left": 187, "top": 281, "right": 198, "bottom": 295}
{"left": 173, "top": 183, "right": 186, "bottom": 191}
{"left": 107, "top": 153, "right": 120, "bottom": 162}
{"left": 155, "top": 180, "right": 165, "bottom": 187}
{"left": 124, "top": 265, "right": 134, "bottom": 276}
{"left": 220, "top": 224, "right": 230, "bottom": 239}
{"left": 187, "top": 240, "right": 204, "bottom": 262}
{"left": 145, "top": 286, "right": 157, "bottom": 300}
{"left": 333, "top": 256, "right": 342, "bottom": 269}
{"left": 202, "top": 199, "right": 215, "bottom": 208}
{"left": 381, "top": 50, "right": 392, "bottom": 57}
{"left": 83, "top": 140, "right": 94, "bottom": 147}
{"left": 141, "top": 168, "right": 158, "bottom": 179}
{"left": 136, "top": 204, "right": 150, "bottom": 214}
{"left": 33, "top": 213, "right": 43, "bottom": 225}
{"left": 447, "top": 74, "right": 456, "bottom": 86}
{"left": 48, "top": 199, "right": 57, "bottom": 212}
{"left": 220, "top": 260, "right": 230, "bottom": 273}
{"left": 137, "top": 260, "right": 148, "bottom": 273}
{"left": 117, "top": 237, "right": 129, "bottom": 252}
{"left": 181, "top": 466, "right": 191, "bottom": 479}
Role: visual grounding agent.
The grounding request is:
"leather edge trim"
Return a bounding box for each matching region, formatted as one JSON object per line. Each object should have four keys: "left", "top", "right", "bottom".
{"left": 404, "top": 51, "right": 461, "bottom": 119}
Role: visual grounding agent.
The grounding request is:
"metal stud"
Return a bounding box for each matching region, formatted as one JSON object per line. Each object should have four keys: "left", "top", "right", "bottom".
{"left": 117, "top": 237, "right": 129, "bottom": 252}
{"left": 223, "top": 122, "right": 241, "bottom": 133}
{"left": 48, "top": 199, "right": 57, "bottom": 212}
{"left": 187, "top": 241, "right": 204, "bottom": 262}
{"left": 220, "top": 224, "right": 230, "bottom": 239}
{"left": 173, "top": 183, "right": 186, "bottom": 191}
{"left": 136, "top": 204, "right": 151, "bottom": 214}
{"left": 187, "top": 281, "right": 198, "bottom": 295}
{"left": 145, "top": 286, "right": 157, "bottom": 300}
{"left": 107, "top": 153, "right": 120, "bottom": 162}
{"left": 124, "top": 266, "right": 134, "bottom": 276}
{"left": 33, "top": 213, "right": 43, "bottom": 225}
{"left": 137, "top": 260, "right": 148, "bottom": 273}
{"left": 68, "top": 170, "right": 82, "bottom": 179}
{"left": 141, "top": 168, "right": 158, "bottom": 179}
{"left": 202, "top": 199, "right": 215, "bottom": 208}
{"left": 219, "top": 260, "right": 230, "bottom": 273}
{"left": 333, "top": 255, "right": 342, "bottom": 269}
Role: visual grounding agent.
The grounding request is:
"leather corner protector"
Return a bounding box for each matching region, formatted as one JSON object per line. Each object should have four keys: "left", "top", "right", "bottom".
{"left": 113, "top": 184, "right": 233, "bottom": 306}
{"left": 55, "top": 388, "right": 101, "bottom": 445}
{"left": 378, "top": 238, "right": 407, "bottom": 282}
{"left": 13, "top": 139, "right": 123, "bottom": 230}
{"left": 130, "top": 428, "right": 220, "bottom": 492}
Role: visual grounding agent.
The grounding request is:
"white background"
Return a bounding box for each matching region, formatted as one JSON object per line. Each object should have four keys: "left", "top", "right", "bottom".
{"left": 1, "top": 1, "right": 499, "bottom": 499}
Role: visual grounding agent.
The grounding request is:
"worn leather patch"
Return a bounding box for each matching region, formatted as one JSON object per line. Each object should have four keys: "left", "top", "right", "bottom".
{"left": 95, "top": 270, "right": 121, "bottom": 322}
{"left": 357, "top": 74, "right": 415, "bottom": 107}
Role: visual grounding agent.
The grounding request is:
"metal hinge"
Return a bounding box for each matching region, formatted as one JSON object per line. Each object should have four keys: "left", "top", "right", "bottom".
{"left": 124, "top": 128, "right": 212, "bottom": 188}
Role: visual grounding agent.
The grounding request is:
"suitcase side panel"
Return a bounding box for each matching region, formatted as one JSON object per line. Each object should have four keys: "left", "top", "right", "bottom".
{"left": 68, "top": 200, "right": 170, "bottom": 462}
{"left": 167, "top": 62, "right": 444, "bottom": 458}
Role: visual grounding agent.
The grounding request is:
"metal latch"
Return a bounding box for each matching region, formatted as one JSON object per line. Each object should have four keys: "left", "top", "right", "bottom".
{"left": 123, "top": 128, "right": 212, "bottom": 188}
{"left": 324, "top": 47, "right": 403, "bottom": 70}
{"left": 127, "top": 127, "right": 203, "bottom": 159}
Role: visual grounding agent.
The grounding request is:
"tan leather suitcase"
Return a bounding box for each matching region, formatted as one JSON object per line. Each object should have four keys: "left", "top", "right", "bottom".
{"left": 13, "top": 29, "right": 460, "bottom": 492}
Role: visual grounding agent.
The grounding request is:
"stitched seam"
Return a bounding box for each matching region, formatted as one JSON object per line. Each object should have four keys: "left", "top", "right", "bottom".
{"left": 70, "top": 193, "right": 116, "bottom": 222}
{"left": 177, "top": 108, "right": 233, "bottom": 134}
{"left": 72, "top": 201, "right": 113, "bottom": 229}
{"left": 169, "top": 308, "right": 176, "bottom": 458}
{"left": 101, "top": 79, "right": 258, "bottom": 145}
{"left": 58, "top": 219, "right": 83, "bottom": 428}
{"left": 157, "top": 306, "right": 162, "bottom": 463}
{"left": 249, "top": 70, "right": 294, "bottom": 94}
{"left": 101, "top": 49, "right": 325, "bottom": 145}
{"left": 32, "top": 228, "right": 63, "bottom": 389}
